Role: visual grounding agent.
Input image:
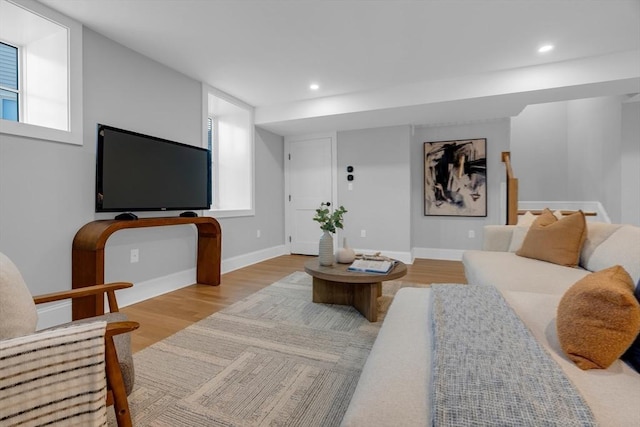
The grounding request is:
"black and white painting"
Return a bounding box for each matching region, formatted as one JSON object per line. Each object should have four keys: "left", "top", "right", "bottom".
{"left": 424, "top": 138, "right": 487, "bottom": 217}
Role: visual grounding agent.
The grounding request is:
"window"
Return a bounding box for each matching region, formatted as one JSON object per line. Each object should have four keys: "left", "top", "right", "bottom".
{"left": 0, "top": 0, "right": 83, "bottom": 145}
{"left": 203, "top": 84, "right": 254, "bottom": 217}
{"left": 0, "top": 42, "right": 19, "bottom": 121}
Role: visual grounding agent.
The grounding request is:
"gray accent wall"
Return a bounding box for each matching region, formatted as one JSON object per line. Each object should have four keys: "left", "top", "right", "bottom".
{"left": 411, "top": 120, "right": 511, "bottom": 251}
{"left": 221, "top": 127, "right": 285, "bottom": 259}
{"left": 621, "top": 101, "right": 640, "bottom": 226}
{"left": 336, "top": 126, "right": 411, "bottom": 255}
{"left": 511, "top": 96, "right": 639, "bottom": 225}
{"left": 83, "top": 28, "right": 203, "bottom": 285}
{"left": 0, "top": 27, "right": 285, "bottom": 300}
{"left": 510, "top": 102, "right": 569, "bottom": 201}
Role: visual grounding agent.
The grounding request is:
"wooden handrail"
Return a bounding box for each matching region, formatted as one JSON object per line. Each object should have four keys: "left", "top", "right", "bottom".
{"left": 501, "top": 152, "right": 519, "bottom": 225}
{"left": 501, "top": 151, "right": 515, "bottom": 180}
{"left": 517, "top": 209, "right": 597, "bottom": 217}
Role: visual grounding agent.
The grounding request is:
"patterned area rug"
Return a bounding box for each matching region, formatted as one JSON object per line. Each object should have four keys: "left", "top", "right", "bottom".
{"left": 117, "top": 271, "right": 428, "bottom": 426}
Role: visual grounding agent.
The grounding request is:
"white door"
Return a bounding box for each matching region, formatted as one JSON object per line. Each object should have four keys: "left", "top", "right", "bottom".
{"left": 285, "top": 134, "right": 336, "bottom": 255}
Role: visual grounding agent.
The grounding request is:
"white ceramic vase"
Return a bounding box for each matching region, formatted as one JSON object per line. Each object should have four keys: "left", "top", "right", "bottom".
{"left": 318, "top": 230, "right": 335, "bottom": 266}
{"left": 336, "top": 237, "right": 356, "bottom": 264}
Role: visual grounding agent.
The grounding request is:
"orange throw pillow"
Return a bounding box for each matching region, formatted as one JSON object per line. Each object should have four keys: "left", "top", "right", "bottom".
{"left": 516, "top": 208, "right": 586, "bottom": 267}
{"left": 557, "top": 266, "right": 640, "bottom": 370}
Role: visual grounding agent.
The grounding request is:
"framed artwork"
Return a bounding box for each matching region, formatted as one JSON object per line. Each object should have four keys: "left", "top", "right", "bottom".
{"left": 424, "top": 138, "right": 487, "bottom": 217}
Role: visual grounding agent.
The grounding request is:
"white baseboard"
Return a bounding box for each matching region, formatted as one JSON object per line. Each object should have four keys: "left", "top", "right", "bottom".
{"left": 36, "top": 244, "right": 288, "bottom": 330}
{"left": 36, "top": 302, "right": 72, "bottom": 331}
{"left": 116, "top": 268, "right": 198, "bottom": 309}
{"left": 222, "top": 245, "right": 288, "bottom": 273}
{"left": 411, "top": 247, "right": 464, "bottom": 262}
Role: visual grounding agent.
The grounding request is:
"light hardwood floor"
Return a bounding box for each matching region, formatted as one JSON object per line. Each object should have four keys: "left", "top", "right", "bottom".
{"left": 121, "top": 255, "right": 467, "bottom": 353}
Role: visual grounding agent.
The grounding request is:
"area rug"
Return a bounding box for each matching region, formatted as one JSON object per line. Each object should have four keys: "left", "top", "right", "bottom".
{"left": 119, "top": 271, "right": 428, "bottom": 426}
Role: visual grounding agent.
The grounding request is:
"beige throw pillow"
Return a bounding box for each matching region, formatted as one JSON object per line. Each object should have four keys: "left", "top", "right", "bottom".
{"left": 0, "top": 252, "right": 38, "bottom": 339}
{"left": 516, "top": 208, "right": 586, "bottom": 267}
{"left": 556, "top": 265, "right": 640, "bottom": 370}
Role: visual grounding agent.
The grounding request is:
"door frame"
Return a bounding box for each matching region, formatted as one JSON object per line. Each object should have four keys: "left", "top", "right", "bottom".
{"left": 284, "top": 132, "right": 338, "bottom": 254}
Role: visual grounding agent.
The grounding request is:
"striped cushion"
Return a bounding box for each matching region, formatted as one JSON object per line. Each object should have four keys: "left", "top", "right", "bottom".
{"left": 0, "top": 321, "right": 108, "bottom": 427}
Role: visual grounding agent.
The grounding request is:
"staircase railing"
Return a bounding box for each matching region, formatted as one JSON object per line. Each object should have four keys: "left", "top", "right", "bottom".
{"left": 501, "top": 152, "right": 601, "bottom": 223}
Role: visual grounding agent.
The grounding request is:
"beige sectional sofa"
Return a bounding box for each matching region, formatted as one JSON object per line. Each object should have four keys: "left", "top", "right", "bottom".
{"left": 463, "top": 221, "right": 640, "bottom": 294}
{"left": 342, "top": 221, "right": 640, "bottom": 426}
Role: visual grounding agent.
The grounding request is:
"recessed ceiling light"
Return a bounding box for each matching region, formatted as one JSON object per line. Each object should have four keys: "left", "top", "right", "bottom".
{"left": 310, "top": 83, "right": 319, "bottom": 91}
{"left": 538, "top": 44, "right": 554, "bottom": 53}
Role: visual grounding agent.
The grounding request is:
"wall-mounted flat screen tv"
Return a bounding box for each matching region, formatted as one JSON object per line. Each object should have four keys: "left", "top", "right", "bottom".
{"left": 96, "top": 124, "right": 211, "bottom": 212}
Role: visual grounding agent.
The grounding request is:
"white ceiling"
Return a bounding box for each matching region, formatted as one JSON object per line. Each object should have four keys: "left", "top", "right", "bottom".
{"left": 38, "top": 0, "right": 640, "bottom": 135}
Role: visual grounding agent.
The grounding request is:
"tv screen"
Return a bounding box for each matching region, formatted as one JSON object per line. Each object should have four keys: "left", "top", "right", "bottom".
{"left": 96, "top": 124, "right": 211, "bottom": 213}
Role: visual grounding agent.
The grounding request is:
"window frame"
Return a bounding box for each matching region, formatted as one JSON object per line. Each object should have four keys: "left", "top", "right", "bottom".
{"left": 201, "top": 83, "right": 255, "bottom": 218}
{"left": 0, "top": 0, "right": 83, "bottom": 146}
{"left": 0, "top": 40, "right": 20, "bottom": 121}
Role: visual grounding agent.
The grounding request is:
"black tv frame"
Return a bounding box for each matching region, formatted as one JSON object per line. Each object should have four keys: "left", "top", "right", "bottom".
{"left": 95, "top": 124, "right": 212, "bottom": 213}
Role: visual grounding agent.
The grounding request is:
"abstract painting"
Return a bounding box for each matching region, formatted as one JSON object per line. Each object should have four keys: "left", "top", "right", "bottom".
{"left": 424, "top": 138, "right": 487, "bottom": 217}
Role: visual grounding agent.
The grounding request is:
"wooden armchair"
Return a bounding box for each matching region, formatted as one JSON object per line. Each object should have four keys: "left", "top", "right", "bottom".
{"left": 0, "top": 252, "right": 139, "bottom": 427}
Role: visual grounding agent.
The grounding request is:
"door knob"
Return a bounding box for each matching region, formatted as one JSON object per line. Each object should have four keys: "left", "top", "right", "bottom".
{"left": 325, "top": 202, "right": 331, "bottom": 206}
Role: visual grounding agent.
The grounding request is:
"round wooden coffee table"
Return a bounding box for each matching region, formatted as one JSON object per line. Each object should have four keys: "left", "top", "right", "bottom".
{"left": 304, "top": 258, "right": 407, "bottom": 322}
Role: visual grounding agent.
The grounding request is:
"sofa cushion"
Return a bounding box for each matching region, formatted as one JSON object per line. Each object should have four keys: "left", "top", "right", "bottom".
{"left": 621, "top": 280, "right": 640, "bottom": 373}
{"left": 482, "top": 225, "right": 516, "bottom": 252}
{"left": 583, "top": 225, "right": 640, "bottom": 286}
{"left": 556, "top": 266, "right": 640, "bottom": 370}
{"left": 463, "top": 250, "right": 590, "bottom": 294}
{"left": 507, "top": 226, "right": 529, "bottom": 252}
{"left": 579, "top": 222, "right": 621, "bottom": 268}
{"left": 516, "top": 209, "right": 586, "bottom": 267}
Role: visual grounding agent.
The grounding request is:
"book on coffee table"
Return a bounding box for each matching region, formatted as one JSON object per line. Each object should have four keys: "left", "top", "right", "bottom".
{"left": 347, "top": 259, "right": 396, "bottom": 274}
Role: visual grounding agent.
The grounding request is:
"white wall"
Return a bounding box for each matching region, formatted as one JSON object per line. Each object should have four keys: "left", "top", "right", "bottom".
{"left": 25, "top": 29, "right": 68, "bottom": 130}
{"left": 411, "top": 119, "right": 511, "bottom": 258}
{"left": 336, "top": 126, "right": 411, "bottom": 260}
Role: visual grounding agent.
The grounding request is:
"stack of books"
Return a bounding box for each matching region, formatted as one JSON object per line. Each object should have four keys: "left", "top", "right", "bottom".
{"left": 347, "top": 259, "right": 397, "bottom": 274}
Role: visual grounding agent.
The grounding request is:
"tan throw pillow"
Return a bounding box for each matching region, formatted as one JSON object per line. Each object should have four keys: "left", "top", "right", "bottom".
{"left": 516, "top": 208, "right": 586, "bottom": 267}
{"left": 557, "top": 265, "right": 640, "bottom": 370}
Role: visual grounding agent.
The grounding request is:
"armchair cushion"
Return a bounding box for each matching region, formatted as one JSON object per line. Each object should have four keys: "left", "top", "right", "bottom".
{"left": 0, "top": 252, "right": 37, "bottom": 339}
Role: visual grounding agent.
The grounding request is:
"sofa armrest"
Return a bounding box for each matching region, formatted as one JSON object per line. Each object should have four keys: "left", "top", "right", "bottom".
{"left": 483, "top": 225, "right": 517, "bottom": 252}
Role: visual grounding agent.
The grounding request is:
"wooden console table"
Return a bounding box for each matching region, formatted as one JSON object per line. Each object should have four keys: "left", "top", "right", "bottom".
{"left": 72, "top": 216, "right": 221, "bottom": 320}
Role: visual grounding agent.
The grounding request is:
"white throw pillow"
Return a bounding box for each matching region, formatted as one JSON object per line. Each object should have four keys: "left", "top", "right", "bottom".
{"left": 517, "top": 211, "right": 536, "bottom": 226}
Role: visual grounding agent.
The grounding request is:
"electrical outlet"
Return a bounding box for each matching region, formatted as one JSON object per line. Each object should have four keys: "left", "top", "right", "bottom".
{"left": 130, "top": 248, "right": 139, "bottom": 263}
{"left": 468, "top": 230, "right": 475, "bottom": 239}
{"left": 361, "top": 229, "right": 366, "bottom": 238}
{"left": 257, "top": 229, "right": 261, "bottom": 238}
